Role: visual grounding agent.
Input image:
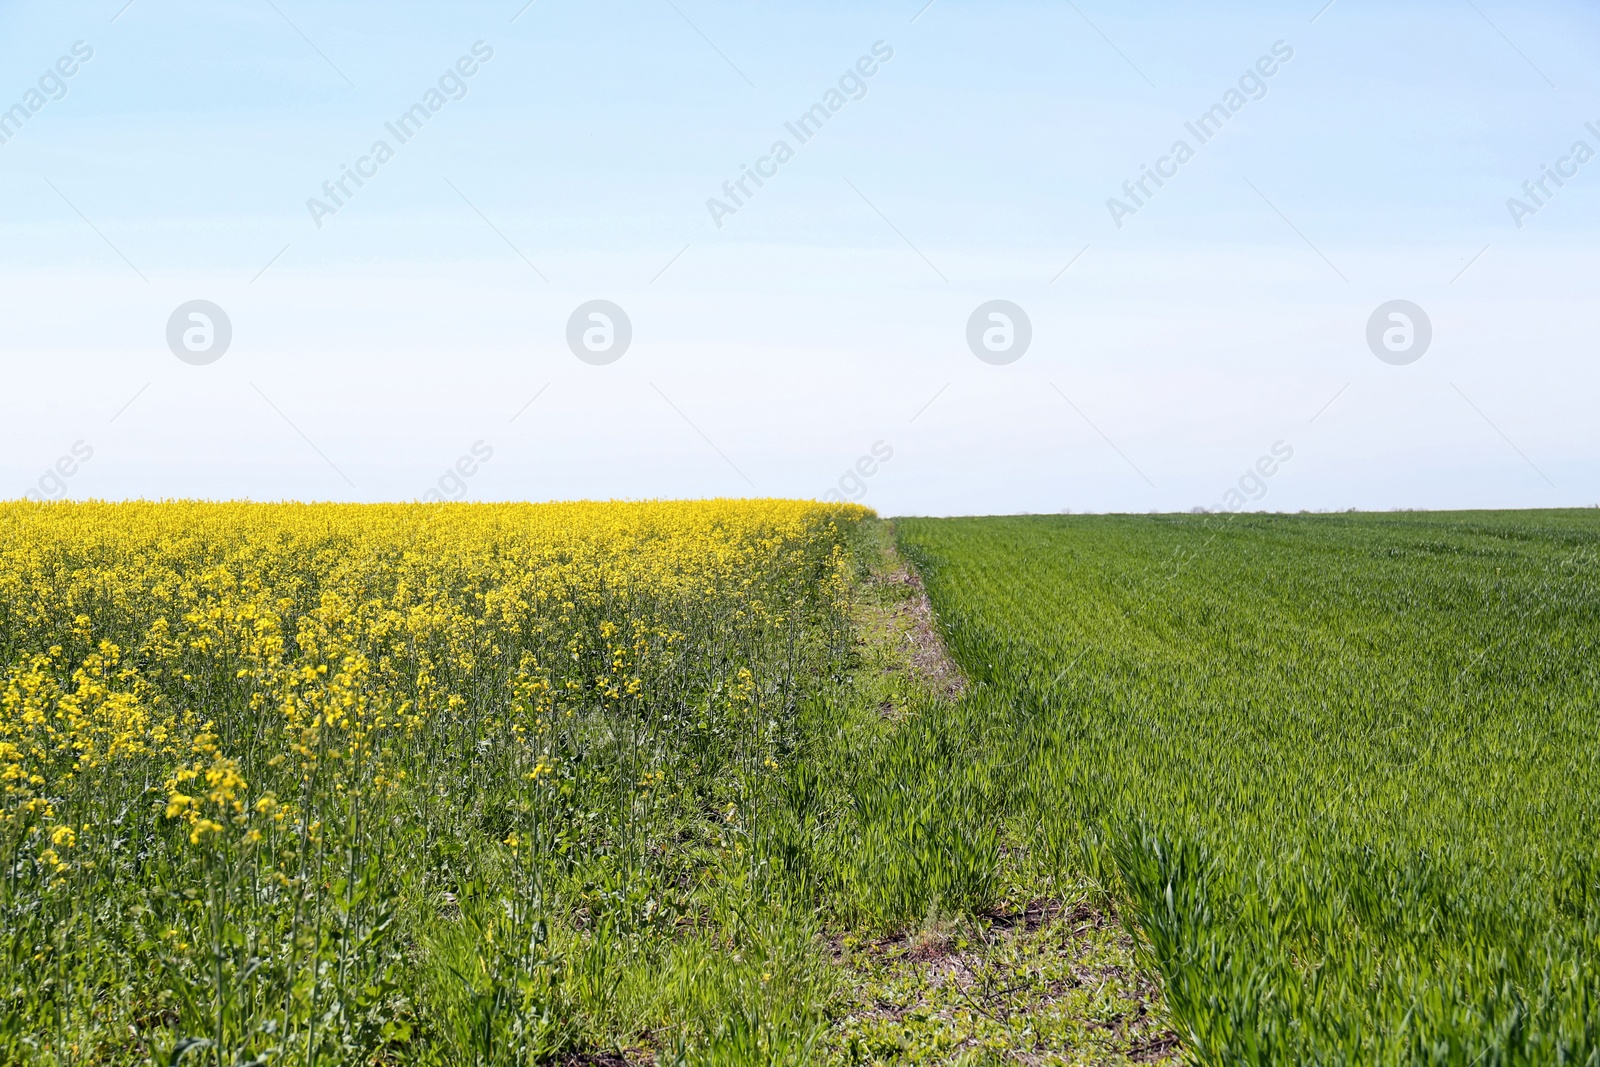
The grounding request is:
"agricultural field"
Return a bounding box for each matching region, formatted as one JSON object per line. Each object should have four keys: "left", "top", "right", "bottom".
{"left": 898, "top": 509, "right": 1600, "bottom": 1065}
{"left": 0, "top": 501, "right": 1169, "bottom": 1067}
{"left": 0, "top": 500, "right": 859, "bottom": 1065}
{"left": 3, "top": 501, "right": 1596, "bottom": 1065}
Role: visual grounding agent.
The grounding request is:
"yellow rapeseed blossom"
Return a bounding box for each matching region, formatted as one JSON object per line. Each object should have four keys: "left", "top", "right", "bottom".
{"left": 0, "top": 499, "right": 866, "bottom": 869}
{"left": 0, "top": 498, "right": 877, "bottom": 1060}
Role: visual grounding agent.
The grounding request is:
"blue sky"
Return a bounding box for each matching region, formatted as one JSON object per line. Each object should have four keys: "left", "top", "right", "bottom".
{"left": 2, "top": 0, "right": 1597, "bottom": 513}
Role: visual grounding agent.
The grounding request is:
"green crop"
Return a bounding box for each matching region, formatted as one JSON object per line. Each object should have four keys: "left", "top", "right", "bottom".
{"left": 897, "top": 509, "right": 1600, "bottom": 1066}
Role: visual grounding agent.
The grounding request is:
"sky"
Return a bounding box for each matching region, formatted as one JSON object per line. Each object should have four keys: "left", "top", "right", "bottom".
{"left": 1, "top": 0, "right": 1597, "bottom": 515}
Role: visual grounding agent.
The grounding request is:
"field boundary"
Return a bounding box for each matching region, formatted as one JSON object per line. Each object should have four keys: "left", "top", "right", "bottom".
{"left": 852, "top": 518, "right": 967, "bottom": 704}
{"left": 820, "top": 518, "right": 1183, "bottom": 1065}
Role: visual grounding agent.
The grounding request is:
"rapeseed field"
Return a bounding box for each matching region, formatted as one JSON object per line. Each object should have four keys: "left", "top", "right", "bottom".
{"left": 0, "top": 501, "right": 865, "bottom": 1065}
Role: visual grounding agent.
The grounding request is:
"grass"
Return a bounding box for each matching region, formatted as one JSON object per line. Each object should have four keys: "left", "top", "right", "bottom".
{"left": 896, "top": 509, "right": 1600, "bottom": 1065}
{"left": 826, "top": 898, "right": 1176, "bottom": 1066}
